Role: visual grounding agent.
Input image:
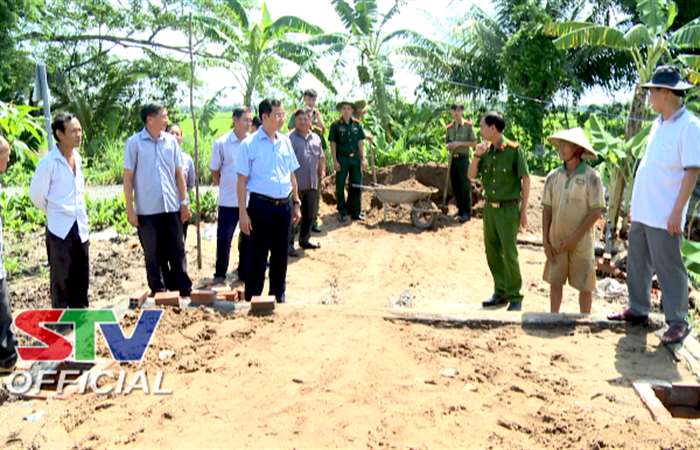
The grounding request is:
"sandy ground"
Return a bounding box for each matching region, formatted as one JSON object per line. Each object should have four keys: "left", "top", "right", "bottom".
{"left": 1, "top": 175, "right": 700, "bottom": 449}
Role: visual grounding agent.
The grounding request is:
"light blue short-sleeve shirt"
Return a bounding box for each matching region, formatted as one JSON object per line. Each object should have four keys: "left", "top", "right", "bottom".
{"left": 124, "top": 129, "right": 184, "bottom": 215}
{"left": 235, "top": 129, "right": 300, "bottom": 199}
{"left": 211, "top": 131, "right": 244, "bottom": 207}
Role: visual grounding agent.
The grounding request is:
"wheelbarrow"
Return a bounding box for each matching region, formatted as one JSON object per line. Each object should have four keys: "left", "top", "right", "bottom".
{"left": 354, "top": 184, "right": 440, "bottom": 229}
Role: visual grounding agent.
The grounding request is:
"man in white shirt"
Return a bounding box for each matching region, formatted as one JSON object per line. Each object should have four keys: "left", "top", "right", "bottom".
{"left": 29, "top": 113, "right": 90, "bottom": 308}
{"left": 608, "top": 65, "right": 699, "bottom": 345}
{"left": 0, "top": 136, "right": 17, "bottom": 372}
{"left": 211, "top": 108, "right": 252, "bottom": 284}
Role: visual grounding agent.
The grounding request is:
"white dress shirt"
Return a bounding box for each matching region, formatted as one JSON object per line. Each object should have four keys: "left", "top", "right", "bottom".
{"left": 29, "top": 146, "right": 89, "bottom": 242}
{"left": 210, "top": 131, "right": 245, "bottom": 207}
{"left": 631, "top": 107, "right": 700, "bottom": 229}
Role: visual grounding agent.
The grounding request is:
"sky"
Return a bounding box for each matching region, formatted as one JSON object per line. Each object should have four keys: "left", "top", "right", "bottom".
{"left": 196, "top": 0, "right": 626, "bottom": 107}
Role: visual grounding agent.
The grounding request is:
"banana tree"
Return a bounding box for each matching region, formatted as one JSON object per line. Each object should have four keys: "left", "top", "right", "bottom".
{"left": 547, "top": 0, "right": 700, "bottom": 236}
{"left": 198, "top": 0, "right": 336, "bottom": 107}
{"left": 328, "top": 0, "right": 426, "bottom": 137}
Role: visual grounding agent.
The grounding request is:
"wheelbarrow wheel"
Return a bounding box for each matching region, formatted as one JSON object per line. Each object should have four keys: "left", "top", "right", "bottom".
{"left": 411, "top": 200, "right": 438, "bottom": 230}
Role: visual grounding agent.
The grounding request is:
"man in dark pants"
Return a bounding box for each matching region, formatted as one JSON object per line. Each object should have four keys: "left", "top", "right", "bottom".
{"left": 124, "top": 104, "right": 192, "bottom": 297}
{"left": 30, "top": 113, "right": 90, "bottom": 308}
{"left": 211, "top": 107, "right": 252, "bottom": 283}
{"left": 288, "top": 109, "right": 325, "bottom": 255}
{"left": 446, "top": 103, "right": 477, "bottom": 222}
{"left": 330, "top": 101, "right": 366, "bottom": 223}
{"left": 0, "top": 136, "right": 17, "bottom": 372}
{"left": 236, "top": 99, "right": 302, "bottom": 303}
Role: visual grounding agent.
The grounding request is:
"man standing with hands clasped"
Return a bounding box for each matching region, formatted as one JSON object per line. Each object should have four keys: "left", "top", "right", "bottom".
{"left": 468, "top": 111, "right": 530, "bottom": 311}
{"left": 608, "top": 65, "right": 700, "bottom": 345}
{"left": 124, "top": 104, "right": 192, "bottom": 297}
{"left": 236, "top": 99, "right": 302, "bottom": 304}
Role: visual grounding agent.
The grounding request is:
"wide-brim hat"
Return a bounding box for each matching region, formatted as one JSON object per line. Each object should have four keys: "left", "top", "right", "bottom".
{"left": 641, "top": 65, "right": 694, "bottom": 91}
{"left": 336, "top": 100, "right": 354, "bottom": 111}
{"left": 353, "top": 99, "right": 368, "bottom": 114}
{"left": 548, "top": 128, "right": 598, "bottom": 161}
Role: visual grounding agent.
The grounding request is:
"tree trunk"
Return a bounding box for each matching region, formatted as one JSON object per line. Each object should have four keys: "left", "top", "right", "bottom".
{"left": 371, "top": 62, "right": 390, "bottom": 139}
{"left": 608, "top": 84, "right": 646, "bottom": 237}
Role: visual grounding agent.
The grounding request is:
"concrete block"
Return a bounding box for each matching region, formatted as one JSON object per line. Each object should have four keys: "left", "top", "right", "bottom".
{"left": 155, "top": 291, "right": 180, "bottom": 306}
{"left": 129, "top": 291, "right": 148, "bottom": 309}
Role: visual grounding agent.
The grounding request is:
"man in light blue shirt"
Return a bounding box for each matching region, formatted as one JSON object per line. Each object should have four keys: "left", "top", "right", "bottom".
{"left": 30, "top": 113, "right": 90, "bottom": 308}
{"left": 124, "top": 104, "right": 192, "bottom": 297}
{"left": 0, "top": 135, "right": 17, "bottom": 373}
{"left": 165, "top": 123, "right": 196, "bottom": 241}
{"left": 236, "top": 99, "right": 302, "bottom": 303}
{"left": 211, "top": 107, "right": 252, "bottom": 284}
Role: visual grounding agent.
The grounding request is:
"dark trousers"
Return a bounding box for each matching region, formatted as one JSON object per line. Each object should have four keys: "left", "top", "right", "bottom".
{"left": 289, "top": 189, "right": 319, "bottom": 247}
{"left": 245, "top": 195, "right": 292, "bottom": 301}
{"left": 0, "top": 278, "right": 17, "bottom": 369}
{"left": 336, "top": 156, "right": 362, "bottom": 218}
{"left": 46, "top": 222, "right": 89, "bottom": 308}
{"left": 138, "top": 212, "right": 192, "bottom": 296}
{"left": 450, "top": 155, "right": 472, "bottom": 216}
{"left": 215, "top": 206, "right": 250, "bottom": 280}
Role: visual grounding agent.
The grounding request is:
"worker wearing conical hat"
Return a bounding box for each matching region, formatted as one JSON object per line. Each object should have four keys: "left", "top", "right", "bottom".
{"left": 468, "top": 111, "right": 530, "bottom": 311}
{"left": 542, "top": 128, "right": 605, "bottom": 314}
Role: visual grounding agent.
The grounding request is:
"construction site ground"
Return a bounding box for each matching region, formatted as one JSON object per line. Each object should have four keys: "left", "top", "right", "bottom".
{"left": 1, "top": 172, "right": 699, "bottom": 449}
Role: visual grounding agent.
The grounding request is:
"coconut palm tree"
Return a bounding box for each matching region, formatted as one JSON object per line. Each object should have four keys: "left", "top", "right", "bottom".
{"left": 547, "top": 0, "right": 700, "bottom": 234}
{"left": 198, "top": 0, "right": 336, "bottom": 107}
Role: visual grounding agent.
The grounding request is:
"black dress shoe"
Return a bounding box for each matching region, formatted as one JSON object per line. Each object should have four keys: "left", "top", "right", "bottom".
{"left": 276, "top": 294, "right": 286, "bottom": 304}
{"left": 288, "top": 248, "right": 299, "bottom": 257}
{"left": 482, "top": 294, "right": 508, "bottom": 308}
{"left": 507, "top": 302, "right": 522, "bottom": 311}
{"left": 300, "top": 241, "right": 320, "bottom": 249}
{"left": 457, "top": 213, "right": 471, "bottom": 223}
{"left": 338, "top": 214, "right": 349, "bottom": 224}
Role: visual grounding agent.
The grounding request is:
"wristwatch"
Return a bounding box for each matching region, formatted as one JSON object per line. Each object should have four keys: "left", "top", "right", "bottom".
{"left": 180, "top": 198, "right": 189, "bottom": 207}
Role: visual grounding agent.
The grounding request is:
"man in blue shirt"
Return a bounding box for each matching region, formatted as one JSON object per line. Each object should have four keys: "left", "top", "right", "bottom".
{"left": 236, "top": 99, "right": 302, "bottom": 303}
{"left": 30, "top": 113, "right": 90, "bottom": 308}
{"left": 211, "top": 108, "right": 252, "bottom": 284}
{"left": 124, "top": 104, "right": 192, "bottom": 297}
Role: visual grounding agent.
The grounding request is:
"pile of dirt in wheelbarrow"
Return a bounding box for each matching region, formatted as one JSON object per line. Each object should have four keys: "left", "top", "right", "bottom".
{"left": 321, "top": 163, "right": 481, "bottom": 207}
{"left": 379, "top": 178, "right": 435, "bottom": 192}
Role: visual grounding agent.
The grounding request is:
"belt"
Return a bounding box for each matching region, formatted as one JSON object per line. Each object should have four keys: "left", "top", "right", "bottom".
{"left": 487, "top": 199, "right": 519, "bottom": 209}
{"left": 250, "top": 192, "right": 292, "bottom": 206}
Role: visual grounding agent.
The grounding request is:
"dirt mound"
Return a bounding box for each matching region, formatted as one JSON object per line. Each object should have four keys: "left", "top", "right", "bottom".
{"left": 380, "top": 178, "right": 435, "bottom": 192}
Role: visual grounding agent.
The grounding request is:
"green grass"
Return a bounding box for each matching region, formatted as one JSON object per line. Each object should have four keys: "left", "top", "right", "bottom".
{"left": 179, "top": 111, "right": 231, "bottom": 139}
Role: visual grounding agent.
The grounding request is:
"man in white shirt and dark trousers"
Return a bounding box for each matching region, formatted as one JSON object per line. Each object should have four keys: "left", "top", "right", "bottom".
{"left": 0, "top": 136, "right": 17, "bottom": 372}
{"left": 211, "top": 107, "right": 252, "bottom": 284}
{"left": 609, "top": 65, "right": 699, "bottom": 344}
{"left": 30, "top": 113, "right": 90, "bottom": 308}
{"left": 124, "top": 104, "right": 192, "bottom": 297}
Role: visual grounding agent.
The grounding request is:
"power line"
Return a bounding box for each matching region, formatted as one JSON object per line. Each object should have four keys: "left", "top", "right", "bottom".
{"left": 436, "top": 79, "right": 654, "bottom": 123}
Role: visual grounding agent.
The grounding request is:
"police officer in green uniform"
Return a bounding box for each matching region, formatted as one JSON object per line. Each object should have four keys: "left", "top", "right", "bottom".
{"left": 330, "top": 100, "right": 366, "bottom": 223}
{"left": 446, "top": 103, "right": 477, "bottom": 222}
{"left": 468, "top": 111, "right": 530, "bottom": 311}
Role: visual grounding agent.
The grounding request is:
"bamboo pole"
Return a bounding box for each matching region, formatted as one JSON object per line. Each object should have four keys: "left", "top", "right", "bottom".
{"left": 187, "top": 9, "right": 202, "bottom": 270}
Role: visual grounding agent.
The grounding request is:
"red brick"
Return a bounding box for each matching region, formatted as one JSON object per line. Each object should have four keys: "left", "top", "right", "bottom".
{"left": 129, "top": 291, "right": 149, "bottom": 309}
{"left": 155, "top": 291, "right": 180, "bottom": 306}
{"left": 250, "top": 296, "right": 275, "bottom": 314}
{"left": 190, "top": 290, "right": 216, "bottom": 306}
